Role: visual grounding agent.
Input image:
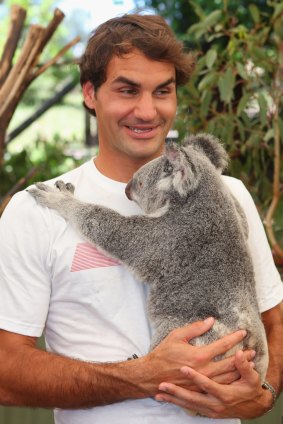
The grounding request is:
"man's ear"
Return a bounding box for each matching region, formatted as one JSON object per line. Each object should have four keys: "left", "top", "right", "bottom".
{"left": 82, "top": 81, "right": 96, "bottom": 111}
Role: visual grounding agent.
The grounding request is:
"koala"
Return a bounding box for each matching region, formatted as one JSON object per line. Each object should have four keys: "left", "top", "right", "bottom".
{"left": 28, "top": 133, "right": 268, "bottom": 382}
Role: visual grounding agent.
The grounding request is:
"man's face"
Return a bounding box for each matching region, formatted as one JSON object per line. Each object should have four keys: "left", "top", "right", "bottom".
{"left": 83, "top": 49, "right": 177, "bottom": 165}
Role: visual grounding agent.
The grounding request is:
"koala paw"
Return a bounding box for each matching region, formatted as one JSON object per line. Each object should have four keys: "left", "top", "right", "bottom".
{"left": 27, "top": 181, "right": 75, "bottom": 218}
{"left": 54, "top": 180, "right": 75, "bottom": 194}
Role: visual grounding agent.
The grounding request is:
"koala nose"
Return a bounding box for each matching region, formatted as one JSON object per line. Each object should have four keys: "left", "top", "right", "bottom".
{"left": 125, "top": 180, "right": 133, "bottom": 200}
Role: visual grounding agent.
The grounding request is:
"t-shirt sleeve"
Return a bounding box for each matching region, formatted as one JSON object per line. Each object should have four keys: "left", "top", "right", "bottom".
{"left": 223, "top": 177, "right": 283, "bottom": 313}
{"left": 0, "top": 190, "right": 52, "bottom": 336}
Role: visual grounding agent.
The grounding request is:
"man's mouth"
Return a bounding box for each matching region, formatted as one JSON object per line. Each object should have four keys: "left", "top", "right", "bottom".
{"left": 127, "top": 126, "right": 154, "bottom": 133}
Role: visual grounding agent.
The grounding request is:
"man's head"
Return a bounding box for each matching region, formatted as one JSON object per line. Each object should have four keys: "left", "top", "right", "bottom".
{"left": 79, "top": 14, "right": 195, "bottom": 116}
{"left": 80, "top": 14, "right": 195, "bottom": 180}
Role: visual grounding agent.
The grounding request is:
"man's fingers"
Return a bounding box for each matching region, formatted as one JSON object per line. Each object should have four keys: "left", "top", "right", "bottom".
{"left": 155, "top": 388, "right": 193, "bottom": 409}
{"left": 205, "top": 349, "right": 256, "bottom": 378}
{"left": 234, "top": 350, "right": 258, "bottom": 383}
{"left": 202, "top": 329, "right": 247, "bottom": 360}
{"left": 175, "top": 317, "right": 215, "bottom": 343}
{"left": 156, "top": 382, "right": 206, "bottom": 410}
{"left": 212, "top": 370, "right": 240, "bottom": 385}
{"left": 180, "top": 366, "right": 225, "bottom": 398}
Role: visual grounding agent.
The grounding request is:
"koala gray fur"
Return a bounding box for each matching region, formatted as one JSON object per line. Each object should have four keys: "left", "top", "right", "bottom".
{"left": 28, "top": 133, "right": 268, "bottom": 382}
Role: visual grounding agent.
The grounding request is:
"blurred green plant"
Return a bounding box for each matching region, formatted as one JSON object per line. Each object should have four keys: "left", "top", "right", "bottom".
{"left": 142, "top": 0, "right": 273, "bottom": 38}
{"left": 174, "top": 2, "right": 282, "bottom": 195}
{"left": 0, "top": 135, "right": 85, "bottom": 205}
{"left": 144, "top": 0, "right": 283, "bottom": 259}
{"left": 171, "top": 1, "right": 283, "bottom": 259}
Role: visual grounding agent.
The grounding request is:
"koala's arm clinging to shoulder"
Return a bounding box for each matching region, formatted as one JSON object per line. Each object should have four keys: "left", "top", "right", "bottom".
{"left": 27, "top": 181, "right": 155, "bottom": 264}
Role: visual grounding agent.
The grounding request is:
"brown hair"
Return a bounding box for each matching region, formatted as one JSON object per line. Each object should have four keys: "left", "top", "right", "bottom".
{"left": 79, "top": 14, "right": 195, "bottom": 115}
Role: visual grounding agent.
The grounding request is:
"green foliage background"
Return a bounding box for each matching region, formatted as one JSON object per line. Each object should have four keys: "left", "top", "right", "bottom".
{"left": 144, "top": 0, "right": 283, "bottom": 245}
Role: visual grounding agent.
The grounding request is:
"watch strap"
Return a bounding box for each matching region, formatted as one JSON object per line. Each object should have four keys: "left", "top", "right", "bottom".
{"left": 262, "top": 380, "right": 278, "bottom": 413}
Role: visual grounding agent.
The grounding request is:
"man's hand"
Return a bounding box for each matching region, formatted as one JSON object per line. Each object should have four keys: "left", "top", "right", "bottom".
{"left": 140, "top": 317, "right": 255, "bottom": 395}
{"left": 154, "top": 350, "right": 272, "bottom": 418}
{"left": 153, "top": 304, "right": 283, "bottom": 418}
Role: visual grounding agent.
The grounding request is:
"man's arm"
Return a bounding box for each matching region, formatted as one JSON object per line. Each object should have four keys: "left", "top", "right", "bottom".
{"left": 0, "top": 319, "right": 254, "bottom": 408}
{"left": 261, "top": 302, "right": 283, "bottom": 396}
{"left": 155, "top": 302, "right": 283, "bottom": 419}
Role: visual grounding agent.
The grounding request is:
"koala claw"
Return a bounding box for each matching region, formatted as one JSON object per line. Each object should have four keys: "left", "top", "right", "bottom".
{"left": 27, "top": 186, "right": 51, "bottom": 206}
{"left": 27, "top": 181, "right": 74, "bottom": 217}
{"left": 55, "top": 180, "right": 75, "bottom": 194}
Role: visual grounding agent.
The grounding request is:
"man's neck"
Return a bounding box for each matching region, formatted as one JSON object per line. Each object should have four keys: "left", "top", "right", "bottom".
{"left": 93, "top": 154, "right": 151, "bottom": 183}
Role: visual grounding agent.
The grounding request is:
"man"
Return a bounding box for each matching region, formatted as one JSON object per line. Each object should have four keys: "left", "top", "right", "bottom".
{"left": 0, "top": 13, "right": 282, "bottom": 424}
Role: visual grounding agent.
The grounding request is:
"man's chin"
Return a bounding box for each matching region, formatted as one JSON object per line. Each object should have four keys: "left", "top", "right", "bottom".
{"left": 125, "top": 138, "right": 165, "bottom": 158}
{"left": 126, "top": 146, "right": 164, "bottom": 162}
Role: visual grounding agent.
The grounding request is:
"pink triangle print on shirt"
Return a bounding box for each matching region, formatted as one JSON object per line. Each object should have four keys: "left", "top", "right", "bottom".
{"left": 71, "top": 242, "right": 120, "bottom": 272}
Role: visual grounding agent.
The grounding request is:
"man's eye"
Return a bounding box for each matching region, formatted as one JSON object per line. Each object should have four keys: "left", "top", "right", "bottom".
{"left": 120, "top": 88, "right": 138, "bottom": 95}
{"left": 155, "top": 89, "right": 170, "bottom": 96}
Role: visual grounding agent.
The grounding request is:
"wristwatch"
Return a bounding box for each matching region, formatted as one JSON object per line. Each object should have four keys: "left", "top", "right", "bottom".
{"left": 262, "top": 380, "right": 278, "bottom": 413}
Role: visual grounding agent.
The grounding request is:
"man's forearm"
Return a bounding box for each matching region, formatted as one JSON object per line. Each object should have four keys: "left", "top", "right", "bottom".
{"left": 1, "top": 344, "right": 153, "bottom": 408}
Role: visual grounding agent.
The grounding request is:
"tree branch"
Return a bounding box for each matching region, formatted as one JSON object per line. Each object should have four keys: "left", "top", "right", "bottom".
{"left": 0, "top": 25, "right": 46, "bottom": 117}
{"left": 33, "top": 36, "right": 80, "bottom": 79}
{"left": 30, "top": 8, "right": 65, "bottom": 70}
{"left": 0, "top": 5, "right": 26, "bottom": 87}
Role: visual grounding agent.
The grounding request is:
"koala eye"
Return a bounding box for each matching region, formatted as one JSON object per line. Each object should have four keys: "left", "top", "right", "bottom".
{"left": 164, "top": 161, "right": 173, "bottom": 174}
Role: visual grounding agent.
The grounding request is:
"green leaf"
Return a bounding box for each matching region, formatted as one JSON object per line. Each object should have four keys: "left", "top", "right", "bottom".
{"left": 274, "top": 19, "right": 283, "bottom": 39}
{"left": 235, "top": 118, "right": 246, "bottom": 141}
{"left": 206, "top": 33, "right": 225, "bottom": 42}
{"left": 249, "top": 4, "right": 261, "bottom": 23}
{"left": 196, "top": 56, "right": 208, "bottom": 72}
{"left": 258, "top": 94, "right": 267, "bottom": 126}
{"left": 252, "top": 47, "right": 267, "bottom": 61}
{"left": 198, "top": 72, "right": 218, "bottom": 91}
{"left": 237, "top": 93, "right": 251, "bottom": 116}
{"left": 236, "top": 62, "right": 248, "bottom": 80}
{"left": 185, "top": 80, "right": 199, "bottom": 98}
{"left": 272, "top": 2, "right": 283, "bottom": 20}
{"left": 205, "top": 49, "right": 217, "bottom": 69}
{"left": 207, "top": 118, "right": 216, "bottom": 134}
{"left": 188, "top": 22, "right": 206, "bottom": 39}
{"left": 189, "top": 0, "right": 205, "bottom": 19}
{"left": 200, "top": 90, "right": 212, "bottom": 118}
{"left": 218, "top": 68, "right": 235, "bottom": 104}
{"left": 204, "top": 10, "right": 222, "bottom": 28}
{"left": 264, "top": 128, "right": 274, "bottom": 142}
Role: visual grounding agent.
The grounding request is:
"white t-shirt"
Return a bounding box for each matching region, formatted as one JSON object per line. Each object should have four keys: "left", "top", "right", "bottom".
{"left": 0, "top": 159, "right": 282, "bottom": 424}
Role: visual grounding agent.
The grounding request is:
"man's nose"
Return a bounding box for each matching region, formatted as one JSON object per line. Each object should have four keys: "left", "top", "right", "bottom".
{"left": 134, "top": 93, "right": 157, "bottom": 121}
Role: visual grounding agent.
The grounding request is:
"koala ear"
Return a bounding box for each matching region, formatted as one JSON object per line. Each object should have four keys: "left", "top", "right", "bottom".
{"left": 183, "top": 133, "right": 229, "bottom": 173}
{"left": 164, "top": 142, "right": 200, "bottom": 196}
{"left": 165, "top": 142, "right": 182, "bottom": 166}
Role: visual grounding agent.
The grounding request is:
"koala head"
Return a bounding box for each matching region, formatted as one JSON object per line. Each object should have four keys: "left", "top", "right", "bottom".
{"left": 125, "top": 155, "right": 169, "bottom": 216}
{"left": 125, "top": 133, "right": 229, "bottom": 216}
